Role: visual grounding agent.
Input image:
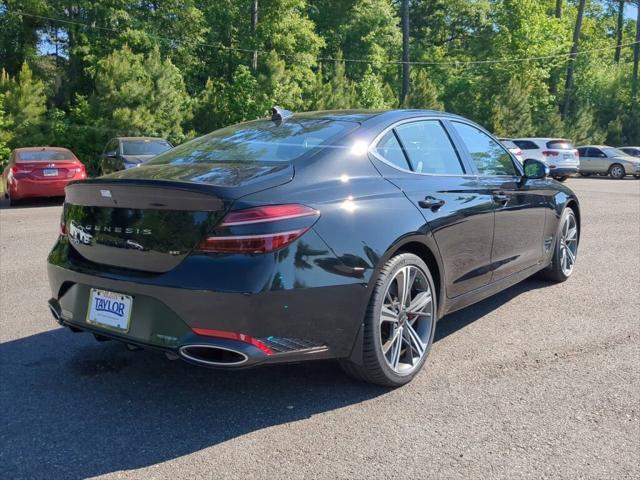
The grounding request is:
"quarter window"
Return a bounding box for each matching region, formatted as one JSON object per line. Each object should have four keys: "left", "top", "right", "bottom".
{"left": 452, "top": 122, "right": 517, "bottom": 176}
{"left": 393, "top": 121, "right": 464, "bottom": 175}
{"left": 374, "top": 130, "right": 411, "bottom": 170}
{"left": 513, "top": 140, "right": 538, "bottom": 150}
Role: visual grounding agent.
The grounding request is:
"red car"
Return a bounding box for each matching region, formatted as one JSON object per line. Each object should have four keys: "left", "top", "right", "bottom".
{"left": 3, "top": 147, "right": 87, "bottom": 206}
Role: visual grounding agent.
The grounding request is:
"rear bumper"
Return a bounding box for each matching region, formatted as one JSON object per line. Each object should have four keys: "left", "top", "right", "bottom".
{"left": 46, "top": 232, "right": 370, "bottom": 367}
{"left": 11, "top": 178, "right": 72, "bottom": 199}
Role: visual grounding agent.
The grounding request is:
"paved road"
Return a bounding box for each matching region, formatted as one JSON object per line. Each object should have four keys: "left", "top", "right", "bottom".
{"left": 1, "top": 178, "right": 638, "bottom": 480}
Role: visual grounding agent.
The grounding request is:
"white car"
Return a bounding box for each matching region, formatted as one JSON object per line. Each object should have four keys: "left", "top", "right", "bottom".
{"left": 511, "top": 138, "right": 579, "bottom": 181}
{"left": 498, "top": 139, "right": 524, "bottom": 163}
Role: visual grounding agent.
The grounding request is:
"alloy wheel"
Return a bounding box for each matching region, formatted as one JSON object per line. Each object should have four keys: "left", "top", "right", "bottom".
{"left": 610, "top": 165, "right": 624, "bottom": 179}
{"left": 559, "top": 211, "right": 578, "bottom": 277}
{"left": 379, "top": 265, "right": 434, "bottom": 374}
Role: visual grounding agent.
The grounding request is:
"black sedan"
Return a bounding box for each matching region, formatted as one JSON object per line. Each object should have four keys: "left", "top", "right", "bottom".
{"left": 47, "top": 109, "right": 580, "bottom": 387}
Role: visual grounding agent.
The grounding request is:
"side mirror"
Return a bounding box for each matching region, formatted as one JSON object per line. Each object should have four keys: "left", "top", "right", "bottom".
{"left": 523, "top": 159, "right": 548, "bottom": 179}
{"left": 104, "top": 151, "right": 118, "bottom": 159}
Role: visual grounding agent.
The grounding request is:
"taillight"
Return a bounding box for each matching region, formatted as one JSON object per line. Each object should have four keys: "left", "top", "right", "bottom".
{"left": 542, "top": 151, "right": 559, "bottom": 157}
{"left": 196, "top": 204, "right": 320, "bottom": 254}
{"left": 10, "top": 166, "right": 33, "bottom": 179}
{"left": 574, "top": 149, "right": 579, "bottom": 159}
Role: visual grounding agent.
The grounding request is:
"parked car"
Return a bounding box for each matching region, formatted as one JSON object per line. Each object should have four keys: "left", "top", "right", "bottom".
{"left": 100, "top": 137, "right": 172, "bottom": 174}
{"left": 576, "top": 145, "right": 640, "bottom": 179}
{"left": 48, "top": 109, "right": 580, "bottom": 387}
{"left": 618, "top": 146, "right": 640, "bottom": 158}
{"left": 2, "top": 147, "right": 86, "bottom": 206}
{"left": 511, "top": 138, "right": 579, "bottom": 181}
{"left": 498, "top": 138, "right": 524, "bottom": 163}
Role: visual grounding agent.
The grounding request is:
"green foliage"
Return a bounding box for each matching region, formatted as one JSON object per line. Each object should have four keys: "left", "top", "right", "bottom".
{"left": 0, "top": 94, "right": 12, "bottom": 168}
{"left": 404, "top": 70, "right": 444, "bottom": 110}
{"left": 0, "top": 0, "right": 638, "bottom": 173}
{"left": 357, "top": 66, "right": 388, "bottom": 108}
{"left": 491, "top": 78, "right": 534, "bottom": 137}
{"left": 3, "top": 63, "right": 47, "bottom": 147}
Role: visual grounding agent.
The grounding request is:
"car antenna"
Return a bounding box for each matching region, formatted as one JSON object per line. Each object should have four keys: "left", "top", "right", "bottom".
{"left": 271, "top": 106, "right": 293, "bottom": 126}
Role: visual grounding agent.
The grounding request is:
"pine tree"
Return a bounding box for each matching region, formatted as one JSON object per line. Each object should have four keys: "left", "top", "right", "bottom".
{"left": 0, "top": 94, "right": 12, "bottom": 168}
{"left": 403, "top": 69, "right": 443, "bottom": 110}
{"left": 357, "top": 66, "right": 387, "bottom": 108}
{"left": 565, "top": 103, "right": 605, "bottom": 145}
{"left": 3, "top": 63, "right": 47, "bottom": 147}
{"left": 321, "top": 55, "right": 356, "bottom": 109}
{"left": 491, "top": 78, "right": 534, "bottom": 137}
{"left": 92, "top": 46, "right": 189, "bottom": 143}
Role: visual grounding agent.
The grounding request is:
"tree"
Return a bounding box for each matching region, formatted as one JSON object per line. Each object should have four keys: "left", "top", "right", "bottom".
{"left": 491, "top": 78, "right": 534, "bottom": 137}
{"left": 3, "top": 63, "right": 47, "bottom": 147}
{"left": 563, "top": 0, "right": 587, "bottom": 117}
{"left": 0, "top": 94, "right": 12, "bottom": 168}
{"left": 403, "top": 69, "right": 443, "bottom": 110}
{"left": 401, "top": 0, "right": 410, "bottom": 104}
{"left": 92, "top": 46, "right": 189, "bottom": 143}
{"left": 357, "top": 66, "right": 387, "bottom": 108}
{"left": 614, "top": 0, "right": 625, "bottom": 63}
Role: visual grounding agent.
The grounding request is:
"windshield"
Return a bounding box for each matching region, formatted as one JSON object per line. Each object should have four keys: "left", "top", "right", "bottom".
{"left": 122, "top": 140, "right": 171, "bottom": 156}
{"left": 602, "top": 147, "right": 629, "bottom": 158}
{"left": 17, "top": 151, "right": 74, "bottom": 162}
{"left": 146, "top": 119, "right": 357, "bottom": 166}
{"left": 546, "top": 140, "right": 574, "bottom": 150}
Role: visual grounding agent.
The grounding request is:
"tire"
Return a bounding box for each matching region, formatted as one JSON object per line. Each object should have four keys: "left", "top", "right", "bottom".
{"left": 538, "top": 207, "right": 579, "bottom": 283}
{"left": 340, "top": 253, "right": 437, "bottom": 387}
{"left": 579, "top": 173, "right": 590, "bottom": 177}
{"left": 609, "top": 164, "right": 625, "bottom": 179}
{"left": 555, "top": 176, "right": 568, "bottom": 182}
{"left": 634, "top": 175, "right": 640, "bottom": 179}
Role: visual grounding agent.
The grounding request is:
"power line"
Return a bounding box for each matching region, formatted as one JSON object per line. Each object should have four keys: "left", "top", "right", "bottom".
{"left": 9, "top": 10, "right": 640, "bottom": 67}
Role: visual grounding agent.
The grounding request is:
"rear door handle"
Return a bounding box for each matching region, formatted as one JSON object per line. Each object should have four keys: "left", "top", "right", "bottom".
{"left": 492, "top": 191, "right": 509, "bottom": 204}
{"left": 419, "top": 196, "right": 445, "bottom": 210}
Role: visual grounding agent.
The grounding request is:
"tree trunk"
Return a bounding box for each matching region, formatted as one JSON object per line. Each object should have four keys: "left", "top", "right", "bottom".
{"left": 555, "top": 0, "right": 562, "bottom": 18}
{"left": 401, "top": 0, "right": 410, "bottom": 105}
{"left": 563, "top": 0, "right": 586, "bottom": 118}
{"left": 633, "top": 1, "right": 640, "bottom": 98}
{"left": 614, "top": 0, "right": 624, "bottom": 63}
{"left": 251, "top": 0, "right": 258, "bottom": 71}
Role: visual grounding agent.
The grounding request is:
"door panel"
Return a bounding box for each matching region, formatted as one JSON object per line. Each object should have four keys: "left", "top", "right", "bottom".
{"left": 449, "top": 121, "right": 547, "bottom": 282}
{"left": 371, "top": 119, "right": 495, "bottom": 298}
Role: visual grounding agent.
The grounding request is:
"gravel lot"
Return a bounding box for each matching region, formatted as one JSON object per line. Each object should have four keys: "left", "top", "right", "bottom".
{"left": 1, "top": 177, "right": 638, "bottom": 480}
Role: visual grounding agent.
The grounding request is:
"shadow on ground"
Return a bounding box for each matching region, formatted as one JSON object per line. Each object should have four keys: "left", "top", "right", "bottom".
{"left": 0, "top": 196, "right": 64, "bottom": 210}
{"left": 0, "top": 277, "right": 547, "bottom": 479}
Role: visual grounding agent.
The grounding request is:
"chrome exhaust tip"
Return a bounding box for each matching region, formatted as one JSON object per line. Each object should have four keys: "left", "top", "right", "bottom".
{"left": 178, "top": 344, "right": 249, "bottom": 367}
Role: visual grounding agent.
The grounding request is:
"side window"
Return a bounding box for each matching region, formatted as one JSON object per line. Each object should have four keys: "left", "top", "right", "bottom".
{"left": 393, "top": 120, "right": 464, "bottom": 175}
{"left": 452, "top": 122, "right": 517, "bottom": 176}
{"left": 591, "top": 148, "right": 604, "bottom": 157}
{"left": 374, "top": 130, "right": 410, "bottom": 170}
{"left": 104, "top": 139, "right": 118, "bottom": 155}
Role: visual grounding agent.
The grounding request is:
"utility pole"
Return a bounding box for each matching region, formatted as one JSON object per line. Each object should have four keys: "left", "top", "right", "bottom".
{"left": 251, "top": 0, "right": 258, "bottom": 71}
{"left": 563, "top": 0, "right": 586, "bottom": 118}
{"left": 614, "top": 0, "right": 624, "bottom": 63}
{"left": 633, "top": 1, "right": 640, "bottom": 98}
{"left": 401, "top": 0, "right": 410, "bottom": 105}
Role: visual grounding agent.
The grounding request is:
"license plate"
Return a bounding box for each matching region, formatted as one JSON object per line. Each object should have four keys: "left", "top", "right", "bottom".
{"left": 87, "top": 289, "right": 133, "bottom": 332}
{"left": 562, "top": 154, "right": 573, "bottom": 159}
{"left": 43, "top": 169, "right": 58, "bottom": 176}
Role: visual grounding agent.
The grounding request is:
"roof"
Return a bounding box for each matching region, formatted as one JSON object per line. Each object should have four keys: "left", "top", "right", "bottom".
{"left": 115, "top": 137, "right": 169, "bottom": 141}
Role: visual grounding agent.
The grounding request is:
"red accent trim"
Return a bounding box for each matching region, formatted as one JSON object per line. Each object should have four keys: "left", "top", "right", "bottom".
{"left": 542, "top": 150, "right": 559, "bottom": 157}
{"left": 220, "top": 204, "right": 319, "bottom": 226}
{"left": 192, "top": 328, "right": 273, "bottom": 355}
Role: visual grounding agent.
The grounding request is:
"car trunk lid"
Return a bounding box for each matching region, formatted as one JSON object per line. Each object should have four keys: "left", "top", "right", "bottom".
{"left": 63, "top": 162, "right": 294, "bottom": 273}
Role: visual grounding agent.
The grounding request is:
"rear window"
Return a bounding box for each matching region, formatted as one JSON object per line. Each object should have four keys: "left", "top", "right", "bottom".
{"left": 146, "top": 119, "right": 356, "bottom": 165}
{"left": 122, "top": 140, "right": 171, "bottom": 156}
{"left": 17, "top": 151, "right": 74, "bottom": 162}
{"left": 513, "top": 140, "right": 538, "bottom": 150}
{"left": 546, "top": 140, "right": 574, "bottom": 150}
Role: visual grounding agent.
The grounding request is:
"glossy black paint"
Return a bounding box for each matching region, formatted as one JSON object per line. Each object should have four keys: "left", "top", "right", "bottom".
{"left": 48, "top": 109, "right": 580, "bottom": 366}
